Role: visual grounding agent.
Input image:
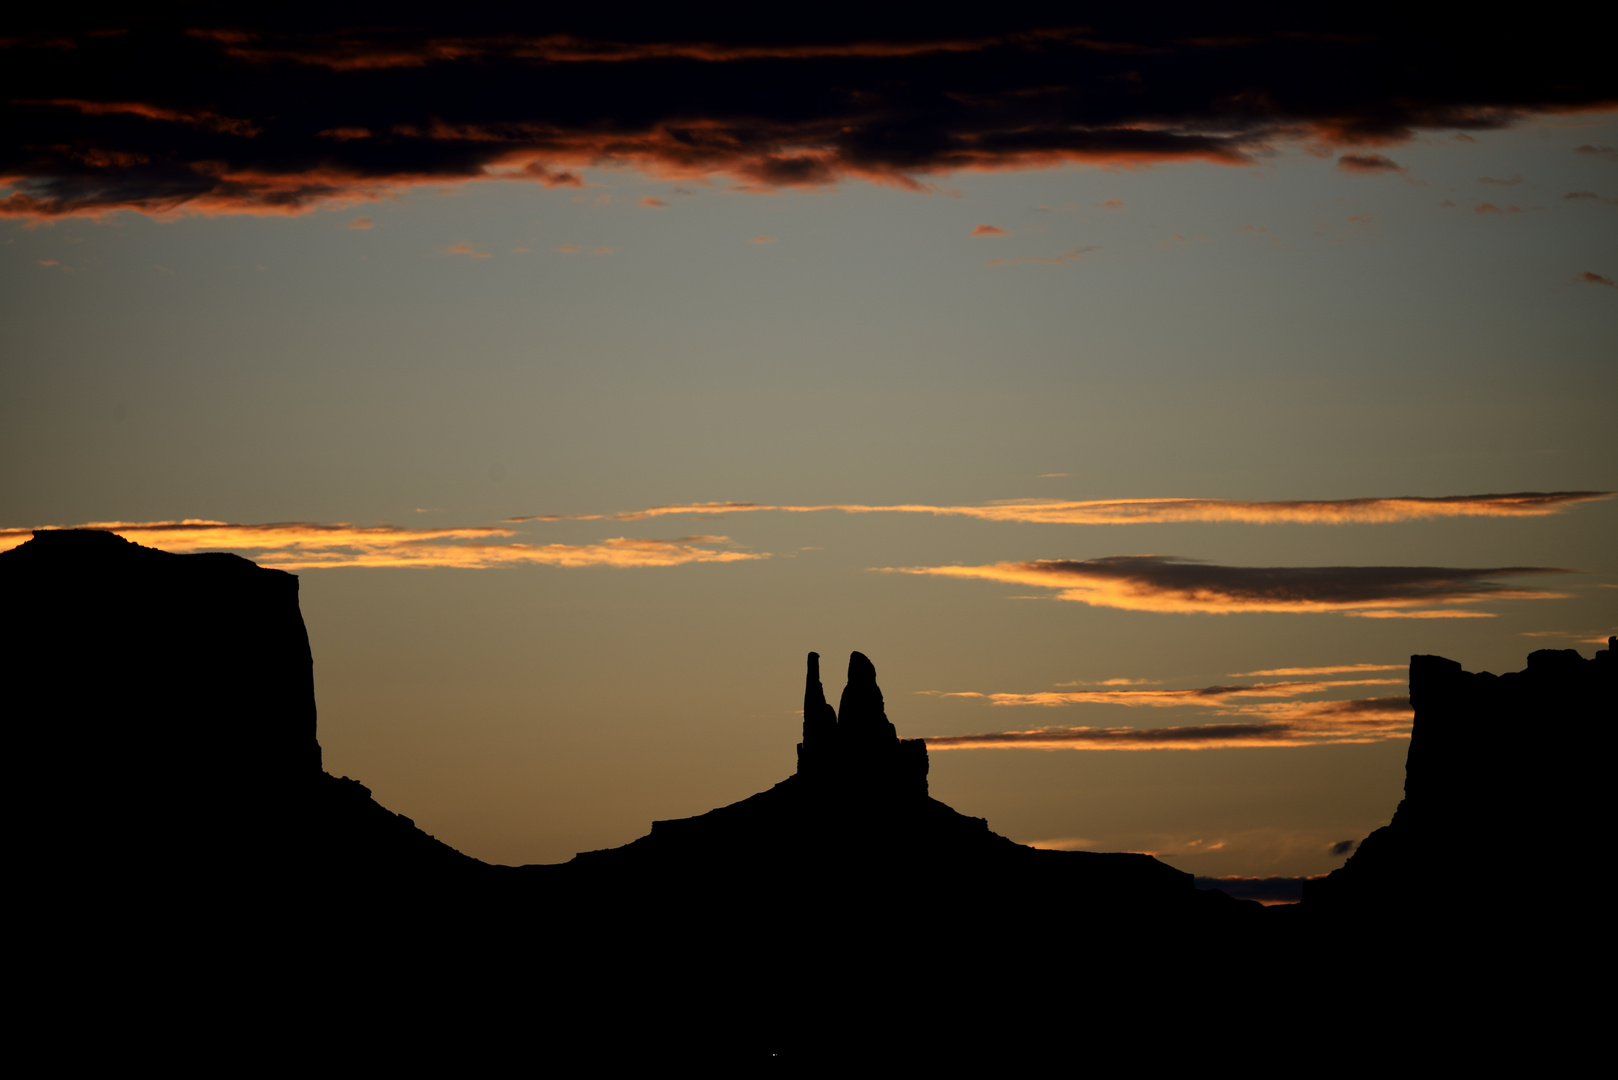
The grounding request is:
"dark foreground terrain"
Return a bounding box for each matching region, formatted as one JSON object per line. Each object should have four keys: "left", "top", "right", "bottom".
{"left": 6, "top": 530, "right": 1611, "bottom": 1066}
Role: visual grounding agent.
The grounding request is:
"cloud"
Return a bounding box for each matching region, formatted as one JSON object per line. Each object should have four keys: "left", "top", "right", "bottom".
{"left": 0, "top": 521, "right": 767, "bottom": 570}
{"left": 12, "top": 97, "right": 260, "bottom": 136}
{"left": 1563, "top": 191, "right": 1604, "bottom": 200}
{"left": 1344, "top": 608, "right": 1497, "bottom": 618}
{"left": 1055, "top": 677, "right": 1156, "bottom": 686}
{"left": 1337, "top": 153, "right": 1405, "bottom": 174}
{"left": 927, "top": 681, "right": 1405, "bottom": 707}
{"left": 348, "top": 216, "right": 373, "bottom": 228}
{"left": 986, "top": 246, "right": 1097, "bottom": 267}
{"left": 1479, "top": 174, "right": 1524, "bottom": 185}
{"left": 1474, "top": 202, "right": 1521, "bottom": 214}
{"left": 922, "top": 696, "right": 1414, "bottom": 751}
{"left": 639, "top": 195, "right": 667, "bottom": 207}
{"left": 1575, "top": 145, "right": 1618, "bottom": 161}
{"left": 1195, "top": 876, "right": 1320, "bottom": 905}
{"left": 1229, "top": 664, "right": 1402, "bottom": 677}
{"left": 1579, "top": 271, "right": 1614, "bottom": 286}
{"left": 971, "top": 224, "right": 1006, "bottom": 236}
{"left": 446, "top": 241, "right": 490, "bottom": 257}
{"left": 748, "top": 235, "right": 775, "bottom": 244}
{"left": 1024, "top": 837, "right": 1095, "bottom": 851}
{"left": 890, "top": 556, "right": 1570, "bottom": 614}
{"left": 592, "top": 246, "right": 613, "bottom": 255}
{"left": 1329, "top": 839, "right": 1357, "bottom": 856}
{"left": 3, "top": 12, "right": 1610, "bottom": 217}
{"left": 1522, "top": 629, "right": 1618, "bottom": 646}
{"left": 506, "top": 491, "right": 1612, "bottom": 527}
{"left": 1100, "top": 199, "right": 1126, "bottom": 210}
{"left": 557, "top": 244, "right": 578, "bottom": 253}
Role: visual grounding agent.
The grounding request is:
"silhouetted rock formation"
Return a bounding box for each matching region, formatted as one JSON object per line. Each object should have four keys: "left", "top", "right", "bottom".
{"left": 19, "top": 527, "right": 1599, "bottom": 1064}
{"left": 553, "top": 650, "right": 1196, "bottom": 918}
{"left": 3, "top": 529, "right": 480, "bottom": 898}
{"left": 796, "top": 650, "right": 930, "bottom": 797}
{"left": 1306, "top": 639, "right": 1614, "bottom": 916}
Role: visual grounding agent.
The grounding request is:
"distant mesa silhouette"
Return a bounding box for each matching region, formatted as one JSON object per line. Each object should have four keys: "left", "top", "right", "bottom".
{"left": 6, "top": 528, "right": 1608, "bottom": 1063}
{"left": 1306, "top": 639, "right": 1613, "bottom": 916}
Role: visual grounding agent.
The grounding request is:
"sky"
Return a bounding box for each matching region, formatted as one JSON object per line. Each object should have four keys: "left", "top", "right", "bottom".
{"left": 3, "top": 7, "right": 1615, "bottom": 882}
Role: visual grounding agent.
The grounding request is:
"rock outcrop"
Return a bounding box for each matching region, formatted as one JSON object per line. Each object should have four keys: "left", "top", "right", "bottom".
{"left": 555, "top": 649, "right": 1195, "bottom": 912}
{"left": 796, "top": 650, "right": 930, "bottom": 797}
{"left": 32, "top": 527, "right": 1606, "bottom": 1063}
{"left": 1305, "top": 639, "right": 1614, "bottom": 915}
{"left": 3, "top": 529, "right": 481, "bottom": 898}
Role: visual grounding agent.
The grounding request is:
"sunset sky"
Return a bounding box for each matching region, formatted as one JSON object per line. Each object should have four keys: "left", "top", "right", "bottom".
{"left": 4, "top": 7, "right": 1614, "bottom": 880}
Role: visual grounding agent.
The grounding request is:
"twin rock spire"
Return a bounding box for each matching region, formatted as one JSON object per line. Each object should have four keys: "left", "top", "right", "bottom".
{"left": 797, "top": 651, "right": 929, "bottom": 797}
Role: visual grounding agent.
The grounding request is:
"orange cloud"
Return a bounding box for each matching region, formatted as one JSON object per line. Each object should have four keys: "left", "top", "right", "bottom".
{"left": 348, "top": 216, "right": 373, "bottom": 228}
{"left": 1229, "top": 664, "right": 1402, "bottom": 677}
{"left": 1579, "top": 271, "right": 1614, "bottom": 286}
{"left": 14, "top": 98, "right": 261, "bottom": 136}
{"left": 1344, "top": 609, "right": 1496, "bottom": 619}
{"left": 508, "top": 491, "right": 1613, "bottom": 527}
{"left": 923, "top": 697, "right": 1413, "bottom": 751}
{"left": 0, "top": 522, "right": 766, "bottom": 570}
{"left": 971, "top": 224, "right": 1007, "bottom": 236}
{"left": 446, "top": 241, "right": 490, "bottom": 257}
{"left": 640, "top": 196, "right": 668, "bottom": 207}
{"left": 1100, "top": 198, "right": 1126, "bottom": 209}
{"left": 749, "top": 235, "right": 775, "bottom": 243}
{"left": 891, "top": 556, "right": 1569, "bottom": 614}
{"left": 1337, "top": 153, "right": 1405, "bottom": 173}
{"left": 928, "top": 679, "right": 1403, "bottom": 708}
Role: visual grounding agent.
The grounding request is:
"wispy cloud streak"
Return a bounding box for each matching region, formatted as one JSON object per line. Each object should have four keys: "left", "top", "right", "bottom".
{"left": 1230, "top": 664, "right": 1402, "bottom": 677}
{"left": 927, "top": 679, "right": 1404, "bottom": 707}
{"left": 892, "top": 556, "right": 1570, "bottom": 614}
{"left": 923, "top": 697, "right": 1413, "bottom": 751}
{"left": 0, "top": 521, "right": 765, "bottom": 570}
{"left": 509, "top": 491, "right": 1611, "bottom": 527}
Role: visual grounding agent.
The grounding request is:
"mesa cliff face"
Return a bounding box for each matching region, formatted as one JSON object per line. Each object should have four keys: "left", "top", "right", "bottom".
{"left": 1305, "top": 640, "right": 1614, "bottom": 914}
{"left": 3, "top": 529, "right": 480, "bottom": 891}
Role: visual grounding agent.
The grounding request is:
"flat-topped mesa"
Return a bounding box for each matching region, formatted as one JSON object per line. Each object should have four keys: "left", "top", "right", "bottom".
{"left": 796, "top": 650, "right": 929, "bottom": 797}
{"left": 1304, "top": 640, "right": 1614, "bottom": 916}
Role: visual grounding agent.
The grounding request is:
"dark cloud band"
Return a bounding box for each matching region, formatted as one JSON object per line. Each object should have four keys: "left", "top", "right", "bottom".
{"left": 4, "top": 7, "right": 1613, "bottom": 216}
{"left": 896, "top": 556, "right": 1571, "bottom": 614}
